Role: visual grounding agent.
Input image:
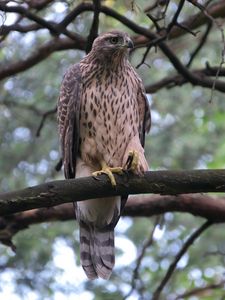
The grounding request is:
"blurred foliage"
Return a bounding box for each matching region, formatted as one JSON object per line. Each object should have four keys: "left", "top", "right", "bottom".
{"left": 0, "top": 0, "right": 225, "bottom": 300}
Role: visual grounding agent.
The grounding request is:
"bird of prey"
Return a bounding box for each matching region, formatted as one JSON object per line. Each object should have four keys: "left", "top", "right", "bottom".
{"left": 57, "top": 30, "right": 151, "bottom": 280}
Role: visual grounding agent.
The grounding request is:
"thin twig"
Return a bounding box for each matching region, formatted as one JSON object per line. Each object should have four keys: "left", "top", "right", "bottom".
{"left": 36, "top": 106, "right": 57, "bottom": 137}
{"left": 175, "top": 279, "right": 225, "bottom": 299}
{"left": 188, "top": 0, "right": 225, "bottom": 102}
{"left": 0, "top": 3, "right": 59, "bottom": 36}
{"left": 1, "top": 2, "right": 225, "bottom": 95}
{"left": 137, "top": 0, "right": 186, "bottom": 69}
{"left": 186, "top": 21, "right": 212, "bottom": 68}
{"left": 144, "top": 0, "right": 170, "bottom": 14}
{"left": 0, "top": 3, "right": 81, "bottom": 41}
{"left": 152, "top": 220, "right": 212, "bottom": 300}
{"left": 0, "top": 8, "right": 6, "bottom": 42}
{"left": 147, "top": 13, "right": 163, "bottom": 32}
{"left": 55, "top": 158, "right": 63, "bottom": 172}
{"left": 167, "top": 0, "right": 185, "bottom": 34}
{"left": 124, "top": 216, "right": 160, "bottom": 299}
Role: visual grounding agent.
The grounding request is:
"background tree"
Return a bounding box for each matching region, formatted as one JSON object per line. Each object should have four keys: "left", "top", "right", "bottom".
{"left": 0, "top": 0, "right": 225, "bottom": 299}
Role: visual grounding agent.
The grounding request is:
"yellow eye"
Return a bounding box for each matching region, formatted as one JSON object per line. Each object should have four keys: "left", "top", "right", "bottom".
{"left": 110, "top": 37, "right": 119, "bottom": 44}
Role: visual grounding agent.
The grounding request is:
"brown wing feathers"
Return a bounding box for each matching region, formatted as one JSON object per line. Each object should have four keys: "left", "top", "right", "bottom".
{"left": 138, "top": 84, "right": 151, "bottom": 148}
{"left": 58, "top": 64, "right": 82, "bottom": 179}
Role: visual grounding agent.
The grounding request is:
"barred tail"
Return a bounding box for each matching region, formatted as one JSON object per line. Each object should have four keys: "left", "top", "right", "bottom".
{"left": 79, "top": 222, "right": 115, "bottom": 280}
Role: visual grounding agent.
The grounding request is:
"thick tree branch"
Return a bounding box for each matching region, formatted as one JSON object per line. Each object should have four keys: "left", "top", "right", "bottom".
{"left": 85, "top": 0, "right": 100, "bottom": 53}
{"left": 0, "top": 193, "right": 225, "bottom": 232}
{"left": 0, "top": 23, "right": 41, "bottom": 36}
{"left": 146, "top": 65, "right": 225, "bottom": 93}
{"left": 1, "top": 170, "right": 225, "bottom": 217}
{"left": 1, "top": 193, "right": 225, "bottom": 250}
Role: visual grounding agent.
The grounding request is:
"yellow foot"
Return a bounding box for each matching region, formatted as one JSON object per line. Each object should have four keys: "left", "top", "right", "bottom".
{"left": 92, "top": 164, "right": 123, "bottom": 186}
{"left": 126, "top": 150, "right": 139, "bottom": 172}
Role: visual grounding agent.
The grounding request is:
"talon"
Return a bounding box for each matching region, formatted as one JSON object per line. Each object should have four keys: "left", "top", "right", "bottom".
{"left": 126, "top": 150, "right": 139, "bottom": 172}
{"left": 92, "top": 161, "right": 123, "bottom": 187}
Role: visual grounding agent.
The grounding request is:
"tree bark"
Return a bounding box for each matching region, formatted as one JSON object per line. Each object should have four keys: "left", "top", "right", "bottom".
{"left": 1, "top": 169, "right": 225, "bottom": 216}
{"left": 1, "top": 193, "right": 225, "bottom": 250}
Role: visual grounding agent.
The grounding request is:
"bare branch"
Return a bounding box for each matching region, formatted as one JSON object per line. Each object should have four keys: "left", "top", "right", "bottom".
{"left": 24, "top": 0, "right": 54, "bottom": 10}
{"left": 1, "top": 2, "right": 225, "bottom": 94}
{"left": 124, "top": 216, "right": 160, "bottom": 299}
{"left": 136, "top": 0, "right": 225, "bottom": 46}
{"left": 85, "top": 0, "right": 100, "bottom": 53}
{"left": 168, "top": 0, "right": 225, "bottom": 39}
{"left": 137, "top": 0, "right": 187, "bottom": 68}
{"left": 145, "top": 65, "right": 225, "bottom": 93}
{"left": 0, "top": 23, "right": 41, "bottom": 36}
{"left": 167, "top": 0, "right": 185, "bottom": 34}
{"left": 187, "top": 0, "right": 225, "bottom": 102}
{"left": 144, "top": 0, "right": 170, "bottom": 14}
{"left": 186, "top": 21, "right": 212, "bottom": 68}
{"left": 1, "top": 193, "right": 225, "bottom": 249}
{"left": 152, "top": 220, "right": 212, "bottom": 300}
{"left": 0, "top": 3, "right": 59, "bottom": 36}
{"left": 0, "top": 3, "right": 85, "bottom": 41}
{"left": 92, "top": 4, "right": 225, "bottom": 93}
{"left": 146, "top": 13, "right": 163, "bottom": 32}
{"left": 55, "top": 158, "right": 63, "bottom": 172}
{"left": 175, "top": 279, "right": 225, "bottom": 299}
{"left": 1, "top": 170, "right": 225, "bottom": 217}
{"left": 0, "top": 37, "right": 85, "bottom": 80}
{"left": 0, "top": 100, "right": 56, "bottom": 138}
{"left": 36, "top": 106, "right": 56, "bottom": 137}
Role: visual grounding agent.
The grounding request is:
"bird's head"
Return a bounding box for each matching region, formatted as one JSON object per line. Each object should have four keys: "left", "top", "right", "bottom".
{"left": 91, "top": 31, "right": 134, "bottom": 59}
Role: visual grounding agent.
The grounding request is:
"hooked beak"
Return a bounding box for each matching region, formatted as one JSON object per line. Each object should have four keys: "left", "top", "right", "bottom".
{"left": 126, "top": 38, "right": 134, "bottom": 49}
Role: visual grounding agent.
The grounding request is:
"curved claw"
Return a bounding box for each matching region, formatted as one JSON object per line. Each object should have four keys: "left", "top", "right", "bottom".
{"left": 126, "top": 150, "right": 139, "bottom": 172}
{"left": 92, "top": 163, "right": 123, "bottom": 187}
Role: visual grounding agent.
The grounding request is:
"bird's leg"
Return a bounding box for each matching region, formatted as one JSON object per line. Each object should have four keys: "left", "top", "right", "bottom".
{"left": 126, "top": 150, "right": 139, "bottom": 172}
{"left": 92, "top": 161, "right": 123, "bottom": 186}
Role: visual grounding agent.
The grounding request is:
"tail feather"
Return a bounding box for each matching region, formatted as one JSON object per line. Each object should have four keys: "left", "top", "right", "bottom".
{"left": 80, "top": 223, "right": 97, "bottom": 280}
{"left": 79, "top": 222, "right": 114, "bottom": 280}
{"left": 93, "top": 229, "right": 114, "bottom": 279}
